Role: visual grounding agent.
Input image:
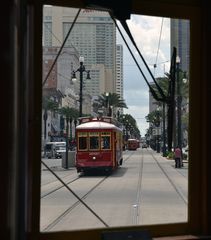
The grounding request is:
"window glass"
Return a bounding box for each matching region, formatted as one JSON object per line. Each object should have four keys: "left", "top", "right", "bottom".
{"left": 78, "top": 132, "right": 87, "bottom": 150}
{"left": 41, "top": 5, "right": 189, "bottom": 233}
{"left": 78, "top": 136, "right": 87, "bottom": 150}
{"left": 101, "top": 136, "right": 111, "bottom": 149}
{"left": 101, "top": 132, "right": 111, "bottom": 149}
{"left": 89, "top": 132, "right": 100, "bottom": 150}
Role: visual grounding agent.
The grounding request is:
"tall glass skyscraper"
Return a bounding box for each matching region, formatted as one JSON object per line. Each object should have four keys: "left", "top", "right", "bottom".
{"left": 171, "top": 19, "right": 190, "bottom": 73}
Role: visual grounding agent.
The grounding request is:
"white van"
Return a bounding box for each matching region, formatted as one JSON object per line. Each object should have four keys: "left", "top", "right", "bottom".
{"left": 45, "top": 142, "right": 66, "bottom": 159}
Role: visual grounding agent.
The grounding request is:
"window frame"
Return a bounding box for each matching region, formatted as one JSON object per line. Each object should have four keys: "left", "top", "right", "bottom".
{"left": 100, "top": 132, "right": 111, "bottom": 150}
{"left": 26, "top": 1, "right": 209, "bottom": 239}
{"left": 89, "top": 132, "right": 100, "bottom": 150}
{"left": 78, "top": 132, "right": 88, "bottom": 151}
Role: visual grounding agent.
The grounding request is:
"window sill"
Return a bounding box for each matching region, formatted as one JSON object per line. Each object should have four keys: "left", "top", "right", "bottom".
{"left": 154, "top": 236, "right": 211, "bottom": 240}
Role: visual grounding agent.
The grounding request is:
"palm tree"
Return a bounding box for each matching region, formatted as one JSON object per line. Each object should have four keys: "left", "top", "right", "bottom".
{"left": 59, "top": 106, "right": 79, "bottom": 142}
{"left": 95, "top": 92, "right": 128, "bottom": 117}
{"left": 42, "top": 96, "right": 59, "bottom": 140}
{"left": 119, "top": 113, "right": 140, "bottom": 140}
{"left": 148, "top": 71, "right": 189, "bottom": 151}
{"left": 58, "top": 106, "right": 79, "bottom": 168}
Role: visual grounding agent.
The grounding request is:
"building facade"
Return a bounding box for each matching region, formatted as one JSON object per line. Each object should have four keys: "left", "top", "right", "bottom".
{"left": 171, "top": 18, "right": 190, "bottom": 147}
{"left": 171, "top": 19, "right": 190, "bottom": 73}
{"left": 116, "top": 44, "right": 124, "bottom": 101}
{"left": 43, "top": 6, "right": 117, "bottom": 96}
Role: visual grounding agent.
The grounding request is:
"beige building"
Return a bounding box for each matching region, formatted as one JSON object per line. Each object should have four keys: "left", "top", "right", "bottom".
{"left": 43, "top": 46, "right": 79, "bottom": 95}
{"left": 43, "top": 6, "right": 117, "bottom": 96}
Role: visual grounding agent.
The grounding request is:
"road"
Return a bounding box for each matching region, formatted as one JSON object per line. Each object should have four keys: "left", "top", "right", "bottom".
{"left": 40, "top": 148, "right": 188, "bottom": 232}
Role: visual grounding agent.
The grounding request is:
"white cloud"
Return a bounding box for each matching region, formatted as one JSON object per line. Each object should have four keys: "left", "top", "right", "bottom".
{"left": 117, "top": 14, "right": 170, "bottom": 136}
{"left": 127, "top": 15, "right": 170, "bottom": 77}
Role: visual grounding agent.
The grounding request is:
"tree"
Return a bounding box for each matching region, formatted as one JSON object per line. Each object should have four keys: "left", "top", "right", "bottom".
{"left": 59, "top": 106, "right": 79, "bottom": 167}
{"left": 147, "top": 71, "right": 189, "bottom": 150}
{"left": 119, "top": 113, "right": 140, "bottom": 139}
{"left": 59, "top": 106, "right": 79, "bottom": 139}
{"left": 93, "top": 92, "right": 128, "bottom": 116}
{"left": 42, "top": 96, "right": 59, "bottom": 140}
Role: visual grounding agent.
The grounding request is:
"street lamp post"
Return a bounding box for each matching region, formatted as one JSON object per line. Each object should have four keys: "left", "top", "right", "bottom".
{"left": 176, "top": 56, "right": 182, "bottom": 149}
{"left": 155, "top": 108, "right": 160, "bottom": 153}
{"left": 105, "top": 92, "right": 109, "bottom": 116}
{"left": 72, "top": 56, "right": 91, "bottom": 117}
{"left": 65, "top": 117, "right": 69, "bottom": 169}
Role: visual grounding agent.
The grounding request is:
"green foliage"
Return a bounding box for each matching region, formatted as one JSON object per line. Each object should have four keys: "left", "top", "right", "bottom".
{"left": 118, "top": 113, "right": 141, "bottom": 138}
{"left": 162, "top": 152, "right": 168, "bottom": 157}
{"left": 59, "top": 106, "right": 79, "bottom": 120}
{"left": 145, "top": 109, "right": 162, "bottom": 125}
{"left": 42, "top": 96, "right": 59, "bottom": 111}
{"left": 95, "top": 92, "right": 128, "bottom": 110}
{"left": 167, "top": 151, "right": 174, "bottom": 159}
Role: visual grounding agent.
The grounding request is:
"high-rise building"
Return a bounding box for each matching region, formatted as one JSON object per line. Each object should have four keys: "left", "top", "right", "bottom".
{"left": 43, "top": 6, "right": 117, "bottom": 97}
{"left": 149, "top": 19, "right": 190, "bottom": 116}
{"left": 171, "top": 19, "right": 190, "bottom": 146}
{"left": 116, "top": 44, "right": 123, "bottom": 100}
{"left": 43, "top": 46, "right": 79, "bottom": 94}
{"left": 171, "top": 19, "right": 190, "bottom": 73}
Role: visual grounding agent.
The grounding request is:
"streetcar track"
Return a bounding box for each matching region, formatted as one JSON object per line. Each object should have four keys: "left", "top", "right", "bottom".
{"left": 41, "top": 149, "right": 187, "bottom": 230}
{"left": 42, "top": 151, "right": 135, "bottom": 231}
{"left": 41, "top": 172, "right": 74, "bottom": 187}
{"left": 43, "top": 175, "right": 109, "bottom": 231}
{"left": 132, "top": 149, "right": 144, "bottom": 225}
{"left": 41, "top": 176, "right": 80, "bottom": 198}
{"left": 149, "top": 149, "right": 188, "bottom": 204}
{"left": 41, "top": 152, "right": 133, "bottom": 199}
{"left": 123, "top": 150, "right": 136, "bottom": 162}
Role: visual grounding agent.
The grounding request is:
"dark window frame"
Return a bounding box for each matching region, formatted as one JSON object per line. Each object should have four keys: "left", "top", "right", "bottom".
{"left": 24, "top": 1, "right": 210, "bottom": 240}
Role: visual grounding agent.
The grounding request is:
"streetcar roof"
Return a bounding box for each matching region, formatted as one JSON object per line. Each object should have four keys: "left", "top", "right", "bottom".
{"left": 76, "top": 121, "right": 122, "bottom": 131}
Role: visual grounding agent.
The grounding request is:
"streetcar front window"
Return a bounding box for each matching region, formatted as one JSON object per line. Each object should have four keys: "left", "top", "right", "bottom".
{"left": 89, "top": 136, "right": 99, "bottom": 150}
{"left": 78, "top": 137, "right": 87, "bottom": 150}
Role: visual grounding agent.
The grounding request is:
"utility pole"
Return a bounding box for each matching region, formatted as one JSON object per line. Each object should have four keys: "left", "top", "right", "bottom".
{"left": 176, "top": 56, "right": 182, "bottom": 149}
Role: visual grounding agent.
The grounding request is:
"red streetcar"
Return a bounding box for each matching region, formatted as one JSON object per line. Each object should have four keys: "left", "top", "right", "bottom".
{"left": 127, "top": 138, "right": 139, "bottom": 150}
{"left": 75, "top": 117, "right": 123, "bottom": 173}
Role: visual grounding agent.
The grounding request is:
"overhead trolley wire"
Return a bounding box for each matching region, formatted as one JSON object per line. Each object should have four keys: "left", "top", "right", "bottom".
{"left": 153, "top": 18, "right": 164, "bottom": 76}
{"left": 111, "top": 15, "right": 167, "bottom": 102}
{"left": 120, "top": 19, "right": 167, "bottom": 102}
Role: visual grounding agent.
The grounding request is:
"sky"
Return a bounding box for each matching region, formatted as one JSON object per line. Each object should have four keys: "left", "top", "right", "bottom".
{"left": 116, "top": 15, "right": 171, "bottom": 136}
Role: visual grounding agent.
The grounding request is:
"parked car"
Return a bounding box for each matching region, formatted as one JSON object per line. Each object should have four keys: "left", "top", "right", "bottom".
{"left": 54, "top": 145, "right": 66, "bottom": 158}
{"left": 45, "top": 142, "right": 66, "bottom": 158}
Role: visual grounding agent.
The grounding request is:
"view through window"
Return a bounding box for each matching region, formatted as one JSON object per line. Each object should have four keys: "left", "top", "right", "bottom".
{"left": 41, "top": 5, "right": 189, "bottom": 232}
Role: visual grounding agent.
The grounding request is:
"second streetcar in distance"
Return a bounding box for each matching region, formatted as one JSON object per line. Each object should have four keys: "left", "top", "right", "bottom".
{"left": 127, "top": 138, "right": 139, "bottom": 150}
{"left": 75, "top": 117, "right": 123, "bottom": 174}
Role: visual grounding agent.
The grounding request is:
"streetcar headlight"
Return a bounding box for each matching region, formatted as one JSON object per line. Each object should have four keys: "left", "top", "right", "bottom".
{"left": 92, "top": 156, "right": 96, "bottom": 160}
